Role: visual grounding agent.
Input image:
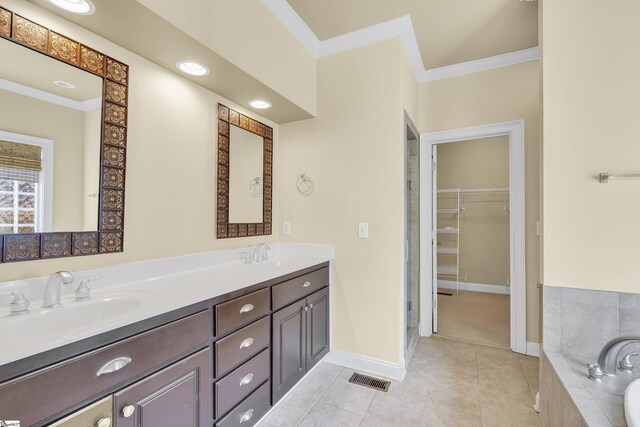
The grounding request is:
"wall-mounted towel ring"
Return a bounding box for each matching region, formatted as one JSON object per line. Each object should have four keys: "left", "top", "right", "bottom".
{"left": 249, "top": 177, "right": 262, "bottom": 197}
{"left": 296, "top": 173, "right": 314, "bottom": 196}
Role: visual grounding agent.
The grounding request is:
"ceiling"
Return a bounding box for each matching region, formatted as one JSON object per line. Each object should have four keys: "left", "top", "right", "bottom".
{"left": 286, "top": 0, "right": 538, "bottom": 69}
{"left": 26, "top": 0, "right": 313, "bottom": 123}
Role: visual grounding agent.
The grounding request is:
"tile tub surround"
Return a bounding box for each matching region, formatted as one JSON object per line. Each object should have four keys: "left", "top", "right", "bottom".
{"left": 542, "top": 286, "right": 640, "bottom": 426}
{"left": 257, "top": 336, "right": 541, "bottom": 427}
{"left": 0, "top": 243, "right": 332, "bottom": 368}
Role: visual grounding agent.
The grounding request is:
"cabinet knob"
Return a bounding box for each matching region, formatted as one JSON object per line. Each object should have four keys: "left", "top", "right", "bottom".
{"left": 240, "top": 409, "right": 254, "bottom": 423}
{"left": 122, "top": 405, "right": 135, "bottom": 418}
{"left": 302, "top": 281, "right": 311, "bottom": 288}
{"left": 239, "top": 303, "right": 254, "bottom": 314}
{"left": 239, "top": 337, "right": 254, "bottom": 349}
{"left": 304, "top": 305, "right": 309, "bottom": 312}
{"left": 309, "top": 303, "right": 314, "bottom": 309}
{"left": 239, "top": 373, "right": 254, "bottom": 386}
{"left": 97, "top": 418, "right": 112, "bottom": 427}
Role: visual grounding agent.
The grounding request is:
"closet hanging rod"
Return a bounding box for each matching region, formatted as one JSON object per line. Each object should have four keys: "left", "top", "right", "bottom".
{"left": 598, "top": 173, "right": 640, "bottom": 184}
{"left": 437, "top": 187, "right": 509, "bottom": 193}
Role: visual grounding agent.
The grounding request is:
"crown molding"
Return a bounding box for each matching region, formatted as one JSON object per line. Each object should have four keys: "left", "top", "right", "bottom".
{"left": 0, "top": 78, "right": 101, "bottom": 112}
{"left": 423, "top": 46, "right": 540, "bottom": 82}
{"left": 261, "top": 0, "right": 320, "bottom": 55}
{"left": 261, "top": 0, "right": 539, "bottom": 82}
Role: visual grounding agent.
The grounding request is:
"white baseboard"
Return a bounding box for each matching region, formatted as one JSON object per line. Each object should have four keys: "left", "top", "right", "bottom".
{"left": 438, "top": 280, "right": 510, "bottom": 295}
{"left": 526, "top": 342, "right": 540, "bottom": 357}
{"left": 323, "top": 349, "right": 406, "bottom": 381}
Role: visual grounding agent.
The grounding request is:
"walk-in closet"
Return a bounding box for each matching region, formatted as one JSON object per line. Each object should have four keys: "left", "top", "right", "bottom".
{"left": 434, "top": 136, "right": 511, "bottom": 348}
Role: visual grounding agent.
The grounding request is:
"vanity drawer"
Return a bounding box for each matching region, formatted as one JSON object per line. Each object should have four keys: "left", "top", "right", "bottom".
{"left": 215, "top": 316, "right": 269, "bottom": 377}
{"left": 0, "top": 310, "right": 211, "bottom": 427}
{"left": 215, "top": 381, "right": 271, "bottom": 427}
{"left": 272, "top": 266, "right": 329, "bottom": 310}
{"left": 215, "top": 348, "right": 270, "bottom": 418}
{"left": 215, "top": 288, "right": 270, "bottom": 337}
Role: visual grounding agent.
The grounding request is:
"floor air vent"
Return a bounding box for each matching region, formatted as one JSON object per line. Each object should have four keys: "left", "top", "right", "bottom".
{"left": 348, "top": 373, "right": 391, "bottom": 392}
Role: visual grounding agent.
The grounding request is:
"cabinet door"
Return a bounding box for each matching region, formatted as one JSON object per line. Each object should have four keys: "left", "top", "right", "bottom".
{"left": 114, "top": 348, "right": 211, "bottom": 427}
{"left": 306, "top": 287, "right": 330, "bottom": 370}
{"left": 272, "top": 299, "right": 307, "bottom": 403}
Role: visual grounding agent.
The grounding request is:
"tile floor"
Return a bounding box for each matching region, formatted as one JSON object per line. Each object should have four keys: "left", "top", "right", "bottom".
{"left": 257, "top": 336, "right": 541, "bottom": 427}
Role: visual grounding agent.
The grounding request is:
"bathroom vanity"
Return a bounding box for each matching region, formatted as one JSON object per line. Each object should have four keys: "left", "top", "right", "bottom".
{"left": 0, "top": 255, "right": 330, "bottom": 427}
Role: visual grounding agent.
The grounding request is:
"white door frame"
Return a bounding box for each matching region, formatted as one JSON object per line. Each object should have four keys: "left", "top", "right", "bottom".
{"left": 419, "top": 120, "right": 527, "bottom": 354}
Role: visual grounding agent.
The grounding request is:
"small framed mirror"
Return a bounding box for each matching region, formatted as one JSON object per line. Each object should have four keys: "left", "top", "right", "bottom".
{"left": 216, "top": 104, "right": 272, "bottom": 238}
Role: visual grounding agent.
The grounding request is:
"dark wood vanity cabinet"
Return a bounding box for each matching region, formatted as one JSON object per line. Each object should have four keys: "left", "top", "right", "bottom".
{"left": 114, "top": 348, "right": 211, "bottom": 427}
{"left": 0, "top": 262, "right": 330, "bottom": 427}
{"left": 272, "top": 286, "right": 330, "bottom": 403}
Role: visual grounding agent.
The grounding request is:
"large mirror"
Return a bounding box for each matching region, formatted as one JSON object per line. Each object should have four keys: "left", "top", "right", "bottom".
{"left": 217, "top": 104, "right": 272, "bottom": 238}
{"left": 0, "top": 8, "right": 129, "bottom": 262}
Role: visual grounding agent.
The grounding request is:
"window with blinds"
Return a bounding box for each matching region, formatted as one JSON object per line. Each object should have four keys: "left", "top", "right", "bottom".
{"left": 0, "top": 140, "right": 42, "bottom": 234}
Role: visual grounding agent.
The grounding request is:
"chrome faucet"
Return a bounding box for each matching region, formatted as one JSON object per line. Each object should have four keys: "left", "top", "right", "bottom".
{"left": 588, "top": 335, "right": 640, "bottom": 380}
{"left": 42, "top": 271, "right": 74, "bottom": 308}
{"left": 255, "top": 243, "right": 270, "bottom": 262}
{"left": 0, "top": 290, "right": 30, "bottom": 316}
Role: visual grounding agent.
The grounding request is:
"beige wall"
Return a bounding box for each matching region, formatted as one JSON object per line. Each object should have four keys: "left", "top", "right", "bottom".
{"left": 542, "top": 0, "right": 640, "bottom": 293}
{"left": 420, "top": 61, "right": 541, "bottom": 342}
{"left": 0, "top": 0, "right": 280, "bottom": 281}
{"left": 437, "top": 137, "right": 510, "bottom": 287}
{"left": 0, "top": 89, "right": 88, "bottom": 231}
{"left": 279, "top": 38, "right": 419, "bottom": 365}
{"left": 136, "top": 0, "right": 317, "bottom": 116}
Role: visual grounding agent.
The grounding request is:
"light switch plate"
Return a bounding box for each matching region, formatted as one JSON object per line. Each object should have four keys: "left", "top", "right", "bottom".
{"left": 283, "top": 221, "right": 291, "bottom": 235}
{"left": 358, "top": 222, "right": 368, "bottom": 238}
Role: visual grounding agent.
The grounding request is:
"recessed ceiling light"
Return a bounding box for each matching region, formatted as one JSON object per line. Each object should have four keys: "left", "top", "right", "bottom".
{"left": 47, "top": 0, "right": 96, "bottom": 15}
{"left": 54, "top": 80, "right": 76, "bottom": 89}
{"left": 176, "top": 60, "right": 210, "bottom": 76}
{"left": 249, "top": 100, "right": 272, "bottom": 109}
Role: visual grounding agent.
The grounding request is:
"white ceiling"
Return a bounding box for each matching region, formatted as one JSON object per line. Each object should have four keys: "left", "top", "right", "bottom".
{"left": 286, "top": 0, "right": 539, "bottom": 69}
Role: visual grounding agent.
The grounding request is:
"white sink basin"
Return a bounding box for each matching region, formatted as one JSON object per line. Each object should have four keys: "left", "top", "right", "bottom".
{"left": 2, "top": 291, "right": 153, "bottom": 341}
{"left": 626, "top": 378, "right": 640, "bottom": 427}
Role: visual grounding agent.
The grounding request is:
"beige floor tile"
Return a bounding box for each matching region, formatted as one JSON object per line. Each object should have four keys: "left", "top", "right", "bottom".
{"left": 422, "top": 393, "right": 482, "bottom": 427}
{"left": 314, "top": 374, "right": 376, "bottom": 415}
{"left": 385, "top": 372, "right": 431, "bottom": 400}
{"left": 518, "top": 356, "right": 540, "bottom": 399}
{"left": 480, "top": 397, "right": 541, "bottom": 427}
{"left": 257, "top": 390, "right": 318, "bottom": 427}
{"left": 359, "top": 392, "right": 426, "bottom": 427}
{"left": 292, "top": 362, "right": 344, "bottom": 400}
{"left": 298, "top": 403, "right": 364, "bottom": 427}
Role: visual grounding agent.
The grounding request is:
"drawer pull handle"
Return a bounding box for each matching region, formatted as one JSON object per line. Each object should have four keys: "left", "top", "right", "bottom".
{"left": 97, "top": 418, "right": 112, "bottom": 427}
{"left": 122, "top": 405, "right": 135, "bottom": 418}
{"left": 240, "top": 409, "right": 254, "bottom": 423}
{"left": 96, "top": 357, "right": 132, "bottom": 376}
{"left": 240, "top": 337, "right": 254, "bottom": 349}
{"left": 240, "top": 303, "right": 254, "bottom": 314}
{"left": 239, "top": 373, "right": 254, "bottom": 386}
{"left": 302, "top": 281, "right": 311, "bottom": 288}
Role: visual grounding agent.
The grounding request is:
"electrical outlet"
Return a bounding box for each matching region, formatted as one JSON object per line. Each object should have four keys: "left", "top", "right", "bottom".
{"left": 358, "top": 222, "right": 368, "bottom": 238}
{"left": 283, "top": 221, "right": 291, "bottom": 235}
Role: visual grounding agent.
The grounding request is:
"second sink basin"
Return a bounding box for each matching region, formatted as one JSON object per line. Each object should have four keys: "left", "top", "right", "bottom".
{"left": 1, "top": 291, "right": 154, "bottom": 341}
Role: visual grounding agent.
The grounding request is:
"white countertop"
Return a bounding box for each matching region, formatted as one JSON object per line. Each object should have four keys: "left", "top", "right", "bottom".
{"left": 0, "top": 244, "right": 332, "bottom": 368}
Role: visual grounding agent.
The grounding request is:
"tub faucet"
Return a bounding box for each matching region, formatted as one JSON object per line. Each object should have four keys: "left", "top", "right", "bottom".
{"left": 42, "top": 271, "right": 73, "bottom": 308}
{"left": 588, "top": 335, "right": 640, "bottom": 380}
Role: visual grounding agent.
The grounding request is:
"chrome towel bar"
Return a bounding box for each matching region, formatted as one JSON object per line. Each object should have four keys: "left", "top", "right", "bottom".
{"left": 598, "top": 172, "right": 640, "bottom": 183}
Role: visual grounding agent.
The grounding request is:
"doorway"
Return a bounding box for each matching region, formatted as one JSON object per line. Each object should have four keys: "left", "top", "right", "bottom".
{"left": 419, "top": 121, "right": 527, "bottom": 354}
{"left": 434, "top": 137, "right": 510, "bottom": 348}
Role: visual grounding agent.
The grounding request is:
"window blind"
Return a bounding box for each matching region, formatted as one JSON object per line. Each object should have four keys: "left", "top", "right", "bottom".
{"left": 0, "top": 140, "right": 42, "bottom": 183}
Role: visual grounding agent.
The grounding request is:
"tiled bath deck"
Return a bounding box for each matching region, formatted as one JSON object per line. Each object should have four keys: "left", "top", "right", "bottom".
{"left": 257, "top": 336, "right": 541, "bottom": 427}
